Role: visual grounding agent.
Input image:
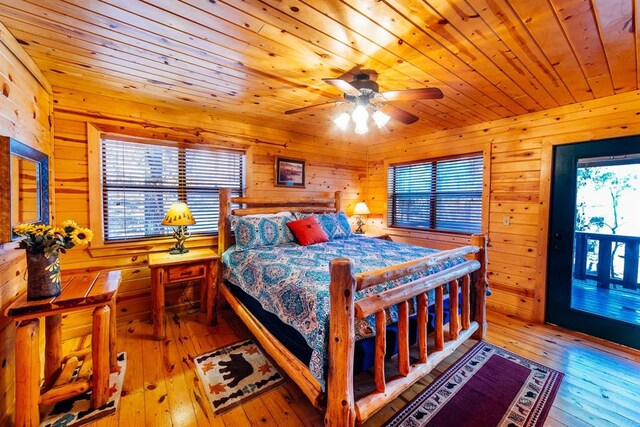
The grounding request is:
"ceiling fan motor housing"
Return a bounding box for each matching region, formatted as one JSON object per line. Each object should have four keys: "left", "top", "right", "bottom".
{"left": 345, "top": 74, "right": 379, "bottom": 103}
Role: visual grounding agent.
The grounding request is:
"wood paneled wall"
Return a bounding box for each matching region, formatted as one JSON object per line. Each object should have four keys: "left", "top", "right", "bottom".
{"left": 0, "top": 22, "right": 52, "bottom": 427}
{"left": 366, "top": 90, "right": 640, "bottom": 322}
{"left": 52, "top": 87, "right": 367, "bottom": 336}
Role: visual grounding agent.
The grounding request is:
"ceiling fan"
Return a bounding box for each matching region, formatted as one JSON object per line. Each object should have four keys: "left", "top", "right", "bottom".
{"left": 284, "top": 73, "right": 444, "bottom": 127}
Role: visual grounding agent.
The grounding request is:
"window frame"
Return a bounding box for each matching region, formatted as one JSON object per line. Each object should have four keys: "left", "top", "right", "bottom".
{"left": 87, "top": 124, "right": 245, "bottom": 256}
{"left": 386, "top": 152, "right": 486, "bottom": 236}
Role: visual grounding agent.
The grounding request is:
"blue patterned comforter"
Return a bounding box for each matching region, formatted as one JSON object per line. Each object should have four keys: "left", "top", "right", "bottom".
{"left": 222, "top": 236, "right": 467, "bottom": 388}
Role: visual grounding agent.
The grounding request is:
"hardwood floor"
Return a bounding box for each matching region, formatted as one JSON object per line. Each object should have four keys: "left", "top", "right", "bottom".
{"left": 75, "top": 308, "right": 640, "bottom": 427}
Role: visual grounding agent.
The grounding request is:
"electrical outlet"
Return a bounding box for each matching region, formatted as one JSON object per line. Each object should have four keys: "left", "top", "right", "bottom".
{"left": 502, "top": 216, "right": 510, "bottom": 226}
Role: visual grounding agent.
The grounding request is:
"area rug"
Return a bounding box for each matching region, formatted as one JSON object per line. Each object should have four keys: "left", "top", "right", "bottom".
{"left": 194, "top": 339, "right": 284, "bottom": 415}
{"left": 384, "top": 342, "right": 563, "bottom": 427}
{"left": 40, "top": 352, "right": 127, "bottom": 427}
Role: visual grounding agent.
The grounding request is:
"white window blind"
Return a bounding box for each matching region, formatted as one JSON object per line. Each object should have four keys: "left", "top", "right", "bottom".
{"left": 388, "top": 154, "right": 483, "bottom": 234}
{"left": 101, "top": 138, "right": 244, "bottom": 242}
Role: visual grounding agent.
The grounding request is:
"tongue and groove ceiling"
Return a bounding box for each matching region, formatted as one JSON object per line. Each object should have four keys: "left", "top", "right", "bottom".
{"left": 0, "top": 0, "right": 637, "bottom": 141}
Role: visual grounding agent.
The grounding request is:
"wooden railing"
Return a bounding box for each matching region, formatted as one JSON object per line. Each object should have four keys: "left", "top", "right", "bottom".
{"left": 574, "top": 231, "right": 640, "bottom": 290}
{"left": 325, "top": 235, "right": 487, "bottom": 425}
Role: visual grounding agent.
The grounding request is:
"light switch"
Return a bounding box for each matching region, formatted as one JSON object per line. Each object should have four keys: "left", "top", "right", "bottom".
{"left": 502, "top": 216, "right": 510, "bottom": 226}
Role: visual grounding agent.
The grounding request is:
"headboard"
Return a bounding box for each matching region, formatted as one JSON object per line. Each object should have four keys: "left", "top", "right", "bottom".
{"left": 217, "top": 189, "right": 342, "bottom": 253}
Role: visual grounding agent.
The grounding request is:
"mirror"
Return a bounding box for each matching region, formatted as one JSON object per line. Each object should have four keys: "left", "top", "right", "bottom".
{"left": 0, "top": 136, "right": 49, "bottom": 242}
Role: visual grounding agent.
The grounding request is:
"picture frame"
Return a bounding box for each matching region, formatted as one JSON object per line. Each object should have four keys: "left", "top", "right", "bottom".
{"left": 275, "top": 157, "right": 306, "bottom": 188}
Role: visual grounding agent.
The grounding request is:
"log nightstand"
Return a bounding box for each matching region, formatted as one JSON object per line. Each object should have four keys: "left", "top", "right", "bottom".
{"left": 5, "top": 270, "right": 121, "bottom": 427}
{"left": 148, "top": 248, "right": 220, "bottom": 340}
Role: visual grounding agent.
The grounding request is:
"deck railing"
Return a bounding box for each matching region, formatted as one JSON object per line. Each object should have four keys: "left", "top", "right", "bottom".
{"left": 574, "top": 231, "right": 640, "bottom": 290}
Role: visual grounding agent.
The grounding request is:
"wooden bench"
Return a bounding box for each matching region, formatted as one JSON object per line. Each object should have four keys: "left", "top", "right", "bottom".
{"left": 5, "top": 270, "right": 121, "bottom": 426}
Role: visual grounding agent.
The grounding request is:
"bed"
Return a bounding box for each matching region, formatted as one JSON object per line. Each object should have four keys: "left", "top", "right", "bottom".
{"left": 216, "top": 189, "right": 488, "bottom": 426}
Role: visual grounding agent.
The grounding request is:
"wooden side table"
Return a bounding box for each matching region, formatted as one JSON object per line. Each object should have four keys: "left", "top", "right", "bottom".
{"left": 148, "top": 248, "right": 220, "bottom": 340}
{"left": 5, "top": 270, "right": 121, "bottom": 427}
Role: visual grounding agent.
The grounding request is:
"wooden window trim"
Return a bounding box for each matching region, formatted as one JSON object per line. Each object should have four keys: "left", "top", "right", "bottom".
{"left": 86, "top": 124, "right": 223, "bottom": 257}
{"left": 386, "top": 150, "right": 490, "bottom": 236}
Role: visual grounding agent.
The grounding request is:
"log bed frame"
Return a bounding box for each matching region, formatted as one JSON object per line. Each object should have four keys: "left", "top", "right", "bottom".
{"left": 217, "top": 189, "right": 488, "bottom": 426}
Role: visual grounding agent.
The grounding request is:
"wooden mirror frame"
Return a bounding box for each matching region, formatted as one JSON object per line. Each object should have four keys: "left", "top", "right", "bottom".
{"left": 0, "top": 136, "right": 50, "bottom": 242}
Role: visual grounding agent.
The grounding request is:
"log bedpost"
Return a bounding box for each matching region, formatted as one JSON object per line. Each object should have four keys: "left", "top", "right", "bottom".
{"left": 334, "top": 191, "right": 342, "bottom": 213}
{"left": 218, "top": 188, "right": 232, "bottom": 254}
{"left": 471, "top": 234, "right": 488, "bottom": 340}
{"left": 325, "top": 258, "right": 356, "bottom": 427}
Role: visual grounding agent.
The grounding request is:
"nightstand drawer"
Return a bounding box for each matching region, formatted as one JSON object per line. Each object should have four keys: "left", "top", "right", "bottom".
{"left": 167, "top": 264, "right": 205, "bottom": 281}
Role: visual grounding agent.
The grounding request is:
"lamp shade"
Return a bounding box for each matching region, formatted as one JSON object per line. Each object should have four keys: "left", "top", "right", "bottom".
{"left": 353, "top": 201, "right": 371, "bottom": 215}
{"left": 161, "top": 202, "right": 196, "bottom": 226}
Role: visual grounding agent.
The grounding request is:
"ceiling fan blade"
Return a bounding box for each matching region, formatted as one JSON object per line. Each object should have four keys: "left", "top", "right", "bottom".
{"left": 322, "top": 78, "right": 362, "bottom": 96}
{"left": 381, "top": 87, "right": 444, "bottom": 101}
{"left": 379, "top": 104, "right": 419, "bottom": 125}
{"left": 284, "top": 101, "right": 342, "bottom": 115}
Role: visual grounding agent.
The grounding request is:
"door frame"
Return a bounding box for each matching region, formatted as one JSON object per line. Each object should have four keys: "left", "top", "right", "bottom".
{"left": 546, "top": 135, "right": 640, "bottom": 350}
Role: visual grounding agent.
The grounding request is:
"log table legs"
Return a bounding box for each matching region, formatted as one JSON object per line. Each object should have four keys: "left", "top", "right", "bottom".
{"left": 44, "top": 314, "right": 62, "bottom": 388}
{"left": 91, "top": 305, "right": 111, "bottom": 408}
{"left": 152, "top": 267, "right": 165, "bottom": 340}
{"left": 15, "top": 319, "right": 40, "bottom": 427}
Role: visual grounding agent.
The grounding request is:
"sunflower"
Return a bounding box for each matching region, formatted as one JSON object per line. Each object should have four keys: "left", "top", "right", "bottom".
{"left": 70, "top": 227, "right": 94, "bottom": 245}
{"left": 33, "top": 225, "right": 48, "bottom": 236}
{"left": 12, "top": 223, "right": 36, "bottom": 235}
{"left": 62, "top": 219, "right": 78, "bottom": 232}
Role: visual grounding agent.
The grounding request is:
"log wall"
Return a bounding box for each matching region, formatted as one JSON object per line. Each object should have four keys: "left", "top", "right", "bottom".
{"left": 366, "top": 90, "right": 640, "bottom": 322}
{"left": 52, "top": 87, "right": 367, "bottom": 337}
{"left": 0, "top": 22, "right": 52, "bottom": 427}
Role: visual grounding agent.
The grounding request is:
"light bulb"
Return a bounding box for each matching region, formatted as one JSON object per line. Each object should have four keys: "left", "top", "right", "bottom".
{"left": 373, "top": 110, "right": 391, "bottom": 128}
{"left": 333, "top": 112, "right": 350, "bottom": 130}
{"left": 354, "top": 121, "right": 368, "bottom": 134}
{"left": 351, "top": 105, "right": 369, "bottom": 124}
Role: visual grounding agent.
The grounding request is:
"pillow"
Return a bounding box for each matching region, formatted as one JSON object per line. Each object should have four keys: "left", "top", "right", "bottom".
{"left": 293, "top": 212, "right": 352, "bottom": 240}
{"left": 230, "top": 211, "right": 292, "bottom": 231}
{"left": 234, "top": 215, "right": 295, "bottom": 249}
{"left": 286, "top": 216, "right": 329, "bottom": 246}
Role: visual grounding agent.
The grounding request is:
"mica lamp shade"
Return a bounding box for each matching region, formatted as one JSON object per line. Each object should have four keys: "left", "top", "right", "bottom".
{"left": 353, "top": 202, "right": 371, "bottom": 216}
{"left": 161, "top": 203, "right": 196, "bottom": 226}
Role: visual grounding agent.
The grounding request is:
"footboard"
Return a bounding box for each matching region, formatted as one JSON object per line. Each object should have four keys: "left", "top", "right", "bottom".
{"left": 325, "top": 234, "right": 488, "bottom": 426}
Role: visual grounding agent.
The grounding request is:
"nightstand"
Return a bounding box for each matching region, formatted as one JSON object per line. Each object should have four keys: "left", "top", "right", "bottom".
{"left": 148, "top": 248, "right": 220, "bottom": 340}
{"left": 361, "top": 232, "right": 391, "bottom": 241}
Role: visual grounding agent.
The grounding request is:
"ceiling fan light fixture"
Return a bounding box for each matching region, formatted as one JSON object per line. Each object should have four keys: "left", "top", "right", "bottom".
{"left": 351, "top": 105, "right": 368, "bottom": 124}
{"left": 354, "top": 121, "right": 368, "bottom": 135}
{"left": 373, "top": 110, "right": 391, "bottom": 128}
{"left": 333, "top": 112, "right": 350, "bottom": 130}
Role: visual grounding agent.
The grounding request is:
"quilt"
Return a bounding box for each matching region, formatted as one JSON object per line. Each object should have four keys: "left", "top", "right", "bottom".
{"left": 223, "top": 235, "right": 473, "bottom": 388}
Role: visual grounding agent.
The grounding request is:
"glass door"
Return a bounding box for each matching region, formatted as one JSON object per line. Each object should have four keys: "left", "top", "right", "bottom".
{"left": 547, "top": 136, "right": 640, "bottom": 349}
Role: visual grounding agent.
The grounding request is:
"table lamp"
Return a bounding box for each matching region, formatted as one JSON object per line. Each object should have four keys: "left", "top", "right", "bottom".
{"left": 353, "top": 201, "right": 370, "bottom": 234}
{"left": 162, "top": 202, "right": 196, "bottom": 254}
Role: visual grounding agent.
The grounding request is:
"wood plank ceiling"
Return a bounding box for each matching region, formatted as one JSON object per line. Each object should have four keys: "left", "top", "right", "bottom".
{"left": 0, "top": 0, "right": 637, "bottom": 141}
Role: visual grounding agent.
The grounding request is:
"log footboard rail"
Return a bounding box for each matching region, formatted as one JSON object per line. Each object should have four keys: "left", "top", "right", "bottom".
{"left": 326, "top": 235, "right": 488, "bottom": 426}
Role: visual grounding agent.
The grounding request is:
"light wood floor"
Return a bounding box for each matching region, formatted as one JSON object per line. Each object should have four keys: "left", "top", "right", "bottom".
{"left": 72, "top": 307, "right": 640, "bottom": 427}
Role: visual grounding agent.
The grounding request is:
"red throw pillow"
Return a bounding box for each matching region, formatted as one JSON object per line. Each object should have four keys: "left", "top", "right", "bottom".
{"left": 286, "top": 216, "right": 329, "bottom": 246}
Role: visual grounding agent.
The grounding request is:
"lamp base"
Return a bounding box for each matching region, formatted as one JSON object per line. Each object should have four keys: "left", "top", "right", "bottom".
{"left": 355, "top": 216, "right": 366, "bottom": 234}
{"left": 169, "top": 247, "right": 189, "bottom": 255}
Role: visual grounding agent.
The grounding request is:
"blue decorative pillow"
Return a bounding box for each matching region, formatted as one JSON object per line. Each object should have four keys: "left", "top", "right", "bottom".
{"left": 234, "top": 215, "right": 295, "bottom": 249}
{"left": 293, "top": 212, "right": 352, "bottom": 240}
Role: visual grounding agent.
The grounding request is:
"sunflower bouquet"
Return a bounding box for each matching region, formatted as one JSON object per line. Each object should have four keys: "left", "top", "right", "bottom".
{"left": 13, "top": 220, "right": 94, "bottom": 258}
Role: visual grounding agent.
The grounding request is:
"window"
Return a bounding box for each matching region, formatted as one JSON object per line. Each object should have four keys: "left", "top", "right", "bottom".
{"left": 387, "top": 154, "right": 483, "bottom": 234}
{"left": 101, "top": 138, "right": 244, "bottom": 242}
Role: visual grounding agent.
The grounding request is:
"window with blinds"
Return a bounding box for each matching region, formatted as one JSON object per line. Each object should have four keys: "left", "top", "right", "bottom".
{"left": 101, "top": 138, "right": 244, "bottom": 242}
{"left": 387, "top": 154, "right": 483, "bottom": 234}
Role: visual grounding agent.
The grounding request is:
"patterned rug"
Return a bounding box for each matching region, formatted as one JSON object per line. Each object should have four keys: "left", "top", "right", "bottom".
{"left": 41, "top": 352, "right": 127, "bottom": 427}
{"left": 384, "top": 342, "right": 563, "bottom": 427}
{"left": 194, "top": 339, "right": 284, "bottom": 415}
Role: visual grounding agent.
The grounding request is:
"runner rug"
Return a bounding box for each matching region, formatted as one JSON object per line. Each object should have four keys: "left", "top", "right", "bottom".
{"left": 384, "top": 342, "right": 563, "bottom": 427}
{"left": 194, "top": 339, "right": 284, "bottom": 415}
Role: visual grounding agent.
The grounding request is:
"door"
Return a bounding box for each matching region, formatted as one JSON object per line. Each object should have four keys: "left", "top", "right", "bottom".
{"left": 547, "top": 136, "right": 640, "bottom": 349}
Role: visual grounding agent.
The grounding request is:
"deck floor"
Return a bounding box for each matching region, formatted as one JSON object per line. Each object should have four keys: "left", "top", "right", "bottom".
{"left": 68, "top": 308, "right": 640, "bottom": 427}
{"left": 571, "top": 279, "right": 640, "bottom": 326}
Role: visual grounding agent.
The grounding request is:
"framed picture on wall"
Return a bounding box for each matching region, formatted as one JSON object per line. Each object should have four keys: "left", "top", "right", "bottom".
{"left": 275, "top": 157, "right": 306, "bottom": 188}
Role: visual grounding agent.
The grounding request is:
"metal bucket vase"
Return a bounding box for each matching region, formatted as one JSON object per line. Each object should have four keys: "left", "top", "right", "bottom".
{"left": 26, "top": 253, "right": 61, "bottom": 300}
